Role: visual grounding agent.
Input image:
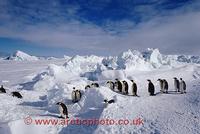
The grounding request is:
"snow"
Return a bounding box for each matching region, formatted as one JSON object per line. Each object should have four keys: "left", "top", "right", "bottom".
{"left": 0, "top": 49, "right": 200, "bottom": 134}
{"left": 6, "top": 50, "right": 39, "bottom": 61}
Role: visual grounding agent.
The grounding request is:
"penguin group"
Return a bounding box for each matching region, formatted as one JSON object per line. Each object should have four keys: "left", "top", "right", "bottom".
{"left": 85, "top": 82, "right": 99, "bottom": 89}
{"left": 174, "top": 77, "right": 186, "bottom": 94}
{"left": 106, "top": 79, "right": 138, "bottom": 96}
{"left": 71, "top": 87, "right": 82, "bottom": 103}
{"left": 0, "top": 85, "right": 23, "bottom": 99}
{"left": 56, "top": 77, "right": 186, "bottom": 119}
{"left": 157, "top": 79, "right": 168, "bottom": 93}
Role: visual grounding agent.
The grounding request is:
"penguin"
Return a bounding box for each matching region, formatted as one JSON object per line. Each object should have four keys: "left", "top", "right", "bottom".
{"left": 173, "top": 77, "right": 180, "bottom": 92}
{"left": 91, "top": 83, "right": 99, "bottom": 88}
{"left": 104, "top": 99, "right": 115, "bottom": 104}
{"left": 147, "top": 79, "right": 155, "bottom": 96}
{"left": 85, "top": 85, "right": 91, "bottom": 89}
{"left": 56, "top": 102, "right": 68, "bottom": 119}
{"left": 115, "top": 79, "right": 122, "bottom": 92}
{"left": 71, "top": 87, "right": 77, "bottom": 103}
{"left": 122, "top": 81, "right": 129, "bottom": 95}
{"left": 163, "top": 79, "right": 168, "bottom": 93}
{"left": 131, "top": 80, "right": 138, "bottom": 96}
{"left": 180, "top": 78, "right": 186, "bottom": 94}
{"left": 75, "top": 90, "right": 82, "bottom": 102}
{"left": 106, "top": 81, "right": 115, "bottom": 90}
{"left": 157, "top": 79, "right": 164, "bottom": 92}
{"left": 0, "top": 85, "right": 6, "bottom": 93}
{"left": 11, "top": 91, "right": 23, "bottom": 98}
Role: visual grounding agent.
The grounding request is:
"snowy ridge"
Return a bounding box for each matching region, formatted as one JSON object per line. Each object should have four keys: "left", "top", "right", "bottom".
{"left": 6, "top": 50, "right": 39, "bottom": 61}
{"left": 0, "top": 49, "right": 200, "bottom": 134}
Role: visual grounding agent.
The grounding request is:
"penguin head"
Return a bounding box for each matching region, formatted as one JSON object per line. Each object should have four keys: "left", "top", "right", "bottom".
{"left": 73, "top": 87, "right": 75, "bottom": 90}
{"left": 157, "top": 79, "right": 161, "bottom": 81}
{"left": 56, "top": 102, "right": 62, "bottom": 105}
{"left": 180, "top": 78, "right": 182, "bottom": 80}
{"left": 173, "top": 77, "right": 177, "bottom": 79}
{"left": 130, "top": 80, "right": 134, "bottom": 82}
{"left": 147, "top": 79, "right": 151, "bottom": 82}
{"left": 115, "top": 79, "right": 118, "bottom": 81}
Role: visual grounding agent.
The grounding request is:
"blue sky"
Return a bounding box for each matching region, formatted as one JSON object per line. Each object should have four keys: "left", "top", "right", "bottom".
{"left": 0, "top": 0, "right": 200, "bottom": 57}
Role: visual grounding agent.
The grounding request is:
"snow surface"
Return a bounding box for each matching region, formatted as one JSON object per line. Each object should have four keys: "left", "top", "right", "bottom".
{"left": 0, "top": 49, "right": 200, "bottom": 134}
{"left": 6, "top": 51, "right": 39, "bottom": 61}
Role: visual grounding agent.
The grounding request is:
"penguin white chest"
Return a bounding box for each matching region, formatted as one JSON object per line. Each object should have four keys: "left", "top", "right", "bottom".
{"left": 59, "top": 105, "right": 63, "bottom": 113}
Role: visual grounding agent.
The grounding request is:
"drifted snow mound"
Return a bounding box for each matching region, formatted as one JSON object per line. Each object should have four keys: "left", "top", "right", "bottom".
{"left": 102, "top": 49, "right": 155, "bottom": 71}
{"left": 6, "top": 50, "right": 38, "bottom": 61}
{"left": 26, "top": 64, "right": 73, "bottom": 91}
{"left": 63, "top": 55, "right": 103, "bottom": 75}
{"left": 101, "top": 48, "right": 192, "bottom": 71}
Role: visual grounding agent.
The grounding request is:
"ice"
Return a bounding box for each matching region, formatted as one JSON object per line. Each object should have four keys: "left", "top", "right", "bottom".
{"left": 6, "top": 50, "right": 39, "bottom": 61}
{"left": 0, "top": 49, "right": 200, "bottom": 134}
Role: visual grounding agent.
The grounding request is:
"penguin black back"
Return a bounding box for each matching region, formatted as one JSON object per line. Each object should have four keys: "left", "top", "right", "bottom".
{"left": 11, "top": 91, "right": 23, "bottom": 98}
{"left": 56, "top": 102, "right": 68, "bottom": 118}
{"left": 0, "top": 85, "right": 6, "bottom": 93}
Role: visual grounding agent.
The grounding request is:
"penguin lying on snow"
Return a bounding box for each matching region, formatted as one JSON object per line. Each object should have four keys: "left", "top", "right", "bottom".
{"left": 56, "top": 102, "right": 68, "bottom": 119}
{"left": 91, "top": 83, "right": 99, "bottom": 88}
{"left": 0, "top": 85, "right": 6, "bottom": 93}
{"left": 11, "top": 91, "right": 23, "bottom": 99}
{"left": 104, "top": 99, "right": 115, "bottom": 104}
{"left": 85, "top": 85, "right": 91, "bottom": 89}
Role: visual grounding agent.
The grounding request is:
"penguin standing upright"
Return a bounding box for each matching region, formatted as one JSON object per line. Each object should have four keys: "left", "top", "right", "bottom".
{"left": 131, "top": 80, "right": 137, "bottom": 96}
{"left": 157, "top": 79, "right": 164, "bottom": 92}
{"left": 180, "top": 78, "right": 186, "bottom": 93}
{"left": 174, "top": 77, "right": 180, "bottom": 92}
{"left": 122, "top": 81, "right": 129, "bottom": 95}
{"left": 75, "top": 90, "right": 82, "bottom": 102}
{"left": 115, "top": 79, "right": 122, "bottom": 92}
{"left": 106, "top": 81, "right": 115, "bottom": 90}
{"left": 147, "top": 79, "right": 155, "bottom": 96}
{"left": 71, "top": 87, "right": 77, "bottom": 103}
{"left": 56, "top": 102, "right": 68, "bottom": 118}
{"left": 0, "top": 85, "right": 6, "bottom": 93}
{"left": 163, "top": 79, "right": 168, "bottom": 93}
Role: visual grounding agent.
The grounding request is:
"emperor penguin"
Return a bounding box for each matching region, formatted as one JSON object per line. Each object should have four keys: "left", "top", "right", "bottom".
{"left": 11, "top": 91, "right": 23, "bottom": 99}
{"left": 115, "top": 79, "right": 122, "bottom": 92}
{"left": 106, "top": 81, "right": 115, "bottom": 90}
{"left": 163, "top": 79, "right": 168, "bottom": 93}
{"left": 131, "top": 80, "right": 137, "bottom": 96}
{"left": 0, "top": 85, "right": 6, "bottom": 93}
{"left": 85, "top": 85, "right": 91, "bottom": 89}
{"left": 56, "top": 102, "right": 68, "bottom": 119}
{"left": 157, "top": 79, "right": 164, "bottom": 92}
{"left": 180, "top": 78, "right": 186, "bottom": 93}
{"left": 147, "top": 79, "right": 155, "bottom": 96}
{"left": 173, "top": 77, "right": 180, "bottom": 92}
{"left": 122, "top": 81, "right": 129, "bottom": 95}
{"left": 75, "top": 90, "right": 82, "bottom": 102}
{"left": 104, "top": 99, "right": 115, "bottom": 104}
{"left": 71, "top": 87, "right": 77, "bottom": 103}
{"left": 91, "top": 83, "right": 99, "bottom": 88}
